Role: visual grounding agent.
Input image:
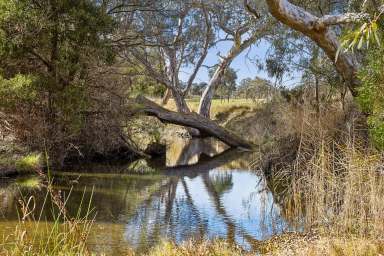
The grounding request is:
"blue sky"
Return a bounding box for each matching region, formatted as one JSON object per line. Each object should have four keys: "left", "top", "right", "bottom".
{"left": 180, "top": 39, "right": 302, "bottom": 88}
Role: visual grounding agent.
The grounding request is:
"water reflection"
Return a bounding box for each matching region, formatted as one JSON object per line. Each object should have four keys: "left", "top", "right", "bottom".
{"left": 0, "top": 138, "right": 287, "bottom": 255}
{"left": 166, "top": 137, "right": 228, "bottom": 166}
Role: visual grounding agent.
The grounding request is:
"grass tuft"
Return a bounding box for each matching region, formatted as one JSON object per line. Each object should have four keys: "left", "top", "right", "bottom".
{"left": 14, "top": 176, "right": 42, "bottom": 189}
{"left": 15, "top": 153, "right": 41, "bottom": 173}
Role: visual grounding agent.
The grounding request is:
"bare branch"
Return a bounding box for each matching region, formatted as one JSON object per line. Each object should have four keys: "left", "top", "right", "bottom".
{"left": 314, "top": 13, "right": 371, "bottom": 29}
{"left": 244, "top": 0, "right": 261, "bottom": 19}
{"left": 130, "top": 49, "right": 172, "bottom": 88}
{"left": 265, "top": 0, "right": 360, "bottom": 95}
{"left": 28, "top": 49, "right": 52, "bottom": 70}
{"left": 173, "top": 7, "right": 190, "bottom": 45}
{"left": 183, "top": 5, "right": 212, "bottom": 95}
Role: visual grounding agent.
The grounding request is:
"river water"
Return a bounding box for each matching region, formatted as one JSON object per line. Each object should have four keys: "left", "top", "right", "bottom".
{"left": 0, "top": 138, "right": 289, "bottom": 255}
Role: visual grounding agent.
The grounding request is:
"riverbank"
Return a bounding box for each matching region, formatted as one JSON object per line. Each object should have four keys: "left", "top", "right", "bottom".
{"left": 2, "top": 222, "right": 382, "bottom": 256}
{"left": 144, "top": 233, "right": 384, "bottom": 256}
{"left": 0, "top": 136, "right": 41, "bottom": 177}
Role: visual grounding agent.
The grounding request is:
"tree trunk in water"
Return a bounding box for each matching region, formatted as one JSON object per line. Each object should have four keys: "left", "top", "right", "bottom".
{"left": 265, "top": 0, "right": 360, "bottom": 96}
{"left": 134, "top": 96, "right": 253, "bottom": 150}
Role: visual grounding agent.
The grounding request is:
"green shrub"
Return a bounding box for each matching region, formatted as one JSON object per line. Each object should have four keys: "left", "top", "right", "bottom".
{"left": 15, "top": 153, "right": 41, "bottom": 173}
{"left": 357, "top": 46, "right": 384, "bottom": 150}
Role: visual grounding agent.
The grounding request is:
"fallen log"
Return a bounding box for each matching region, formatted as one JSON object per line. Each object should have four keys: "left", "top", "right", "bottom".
{"left": 134, "top": 96, "right": 253, "bottom": 150}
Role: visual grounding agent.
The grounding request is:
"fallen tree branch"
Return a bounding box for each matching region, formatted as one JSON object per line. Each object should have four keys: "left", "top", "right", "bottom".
{"left": 134, "top": 96, "right": 254, "bottom": 150}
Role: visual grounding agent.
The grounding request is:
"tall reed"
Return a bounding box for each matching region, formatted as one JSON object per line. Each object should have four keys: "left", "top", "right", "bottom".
{"left": 274, "top": 107, "right": 384, "bottom": 238}
{"left": 0, "top": 156, "right": 95, "bottom": 256}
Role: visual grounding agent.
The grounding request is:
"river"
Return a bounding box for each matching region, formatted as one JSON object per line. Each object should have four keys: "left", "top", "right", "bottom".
{"left": 0, "top": 138, "right": 289, "bottom": 255}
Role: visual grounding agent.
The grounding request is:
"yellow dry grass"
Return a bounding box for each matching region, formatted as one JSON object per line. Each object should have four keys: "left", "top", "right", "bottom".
{"left": 154, "top": 98, "right": 261, "bottom": 117}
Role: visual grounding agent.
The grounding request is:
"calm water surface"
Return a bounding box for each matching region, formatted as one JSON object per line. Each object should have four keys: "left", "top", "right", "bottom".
{"left": 0, "top": 138, "right": 289, "bottom": 255}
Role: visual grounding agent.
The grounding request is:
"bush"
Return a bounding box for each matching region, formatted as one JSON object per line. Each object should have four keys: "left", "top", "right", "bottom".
{"left": 358, "top": 47, "right": 384, "bottom": 150}
{"left": 15, "top": 153, "right": 41, "bottom": 173}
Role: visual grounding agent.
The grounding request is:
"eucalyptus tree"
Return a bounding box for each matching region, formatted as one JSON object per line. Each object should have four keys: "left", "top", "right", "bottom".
{"left": 197, "top": 0, "right": 274, "bottom": 118}
{"left": 115, "top": 0, "right": 275, "bottom": 119}
{"left": 263, "top": 0, "right": 383, "bottom": 96}
{"left": 238, "top": 77, "right": 274, "bottom": 100}
{"left": 208, "top": 67, "right": 237, "bottom": 102}
{"left": 114, "top": 0, "right": 214, "bottom": 113}
{"left": 265, "top": 24, "right": 343, "bottom": 109}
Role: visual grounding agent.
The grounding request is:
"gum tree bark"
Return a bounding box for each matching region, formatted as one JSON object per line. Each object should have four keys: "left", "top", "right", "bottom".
{"left": 198, "top": 32, "right": 262, "bottom": 118}
{"left": 264, "top": 0, "right": 365, "bottom": 96}
{"left": 161, "top": 88, "right": 172, "bottom": 105}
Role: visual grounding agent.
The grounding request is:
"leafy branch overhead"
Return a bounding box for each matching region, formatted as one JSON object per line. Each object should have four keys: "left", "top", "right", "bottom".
{"left": 337, "top": 11, "right": 383, "bottom": 61}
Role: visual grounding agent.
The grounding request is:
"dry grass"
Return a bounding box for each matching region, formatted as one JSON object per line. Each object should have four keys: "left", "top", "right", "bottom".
{"left": 258, "top": 233, "right": 384, "bottom": 256}
{"left": 144, "top": 240, "right": 252, "bottom": 256}
{"left": 156, "top": 98, "right": 261, "bottom": 117}
{"left": 0, "top": 161, "right": 94, "bottom": 256}
{"left": 0, "top": 194, "right": 94, "bottom": 256}
{"left": 125, "top": 235, "right": 384, "bottom": 256}
{"left": 269, "top": 103, "right": 384, "bottom": 239}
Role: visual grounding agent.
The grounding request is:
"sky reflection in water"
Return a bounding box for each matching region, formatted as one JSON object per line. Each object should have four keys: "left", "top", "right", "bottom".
{"left": 0, "top": 138, "right": 288, "bottom": 255}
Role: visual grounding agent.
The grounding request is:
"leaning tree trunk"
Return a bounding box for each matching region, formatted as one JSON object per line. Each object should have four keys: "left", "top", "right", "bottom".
{"left": 161, "top": 88, "right": 172, "bottom": 105}
{"left": 198, "top": 24, "right": 264, "bottom": 118}
{"left": 265, "top": 0, "right": 361, "bottom": 96}
{"left": 171, "top": 87, "right": 190, "bottom": 113}
{"left": 169, "top": 87, "right": 201, "bottom": 136}
{"left": 198, "top": 63, "right": 228, "bottom": 118}
{"left": 134, "top": 96, "right": 253, "bottom": 150}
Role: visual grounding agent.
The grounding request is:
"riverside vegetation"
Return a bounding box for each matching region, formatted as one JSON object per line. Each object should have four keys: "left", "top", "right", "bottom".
{"left": 1, "top": 0, "right": 384, "bottom": 255}
{"left": 1, "top": 97, "right": 383, "bottom": 255}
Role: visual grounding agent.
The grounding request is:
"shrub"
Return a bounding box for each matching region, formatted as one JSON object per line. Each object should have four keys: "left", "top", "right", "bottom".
{"left": 358, "top": 47, "right": 384, "bottom": 150}
{"left": 15, "top": 153, "right": 41, "bottom": 173}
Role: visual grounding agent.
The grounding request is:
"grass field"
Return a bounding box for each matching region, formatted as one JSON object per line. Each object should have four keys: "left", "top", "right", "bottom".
{"left": 155, "top": 98, "right": 262, "bottom": 117}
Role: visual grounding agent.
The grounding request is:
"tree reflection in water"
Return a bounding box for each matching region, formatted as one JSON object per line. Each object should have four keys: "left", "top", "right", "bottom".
{"left": 0, "top": 138, "right": 287, "bottom": 255}
{"left": 123, "top": 138, "right": 285, "bottom": 252}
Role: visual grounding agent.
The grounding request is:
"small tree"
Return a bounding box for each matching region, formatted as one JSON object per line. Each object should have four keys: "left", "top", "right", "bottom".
{"left": 209, "top": 67, "right": 237, "bottom": 102}
{"left": 0, "top": 0, "right": 115, "bottom": 164}
{"left": 237, "top": 77, "right": 273, "bottom": 101}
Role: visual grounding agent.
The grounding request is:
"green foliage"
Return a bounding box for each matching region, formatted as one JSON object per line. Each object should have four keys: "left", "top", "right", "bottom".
{"left": 0, "top": 74, "right": 37, "bottom": 108}
{"left": 237, "top": 77, "right": 274, "bottom": 100}
{"left": 131, "top": 74, "right": 166, "bottom": 97}
{"left": 15, "top": 153, "right": 41, "bottom": 173}
{"left": 337, "top": 20, "right": 381, "bottom": 61}
{"left": 0, "top": 0, "right": 116, "bottom": 162}
{"left": 357, "top": 47, "right": 384, "bottom": 150}
{"left": 209, "top": 67, "right": 237, "bottom": 99}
